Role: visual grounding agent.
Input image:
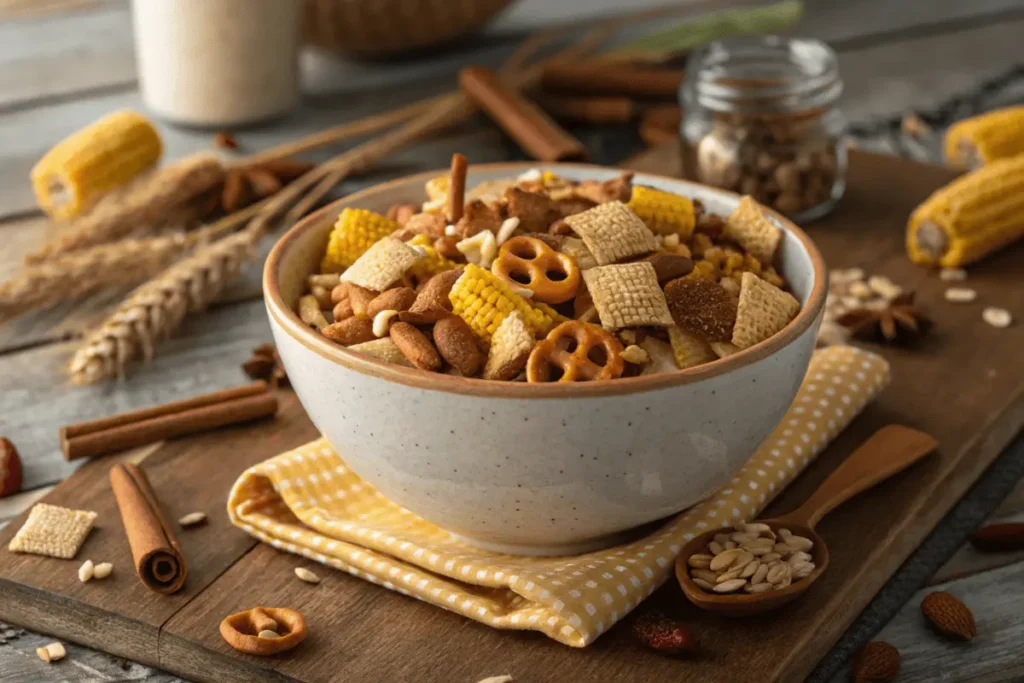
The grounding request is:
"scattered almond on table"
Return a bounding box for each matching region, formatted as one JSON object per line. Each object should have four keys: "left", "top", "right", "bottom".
{"left": 921, "top": 591, "right": 976, "bottom": 641}
{"left": 852, "top": 641, "right": 901, "bottom": 682}
{"left": 685, "top": 523, "right": 816, "bottom": 594}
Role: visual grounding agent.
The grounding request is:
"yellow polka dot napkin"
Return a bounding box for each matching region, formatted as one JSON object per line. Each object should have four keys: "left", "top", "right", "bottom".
{"left": 228, "top": 345, "right": 889, "bottom": 647}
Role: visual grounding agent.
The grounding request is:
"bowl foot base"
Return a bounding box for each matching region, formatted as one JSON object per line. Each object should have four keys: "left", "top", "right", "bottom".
{"left": 449, "top": 526, "right": 648, "bottom": 557}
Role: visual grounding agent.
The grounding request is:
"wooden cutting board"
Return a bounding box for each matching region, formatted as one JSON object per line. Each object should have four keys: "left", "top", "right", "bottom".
{"left": 1, "top": 149, "right": 1021, "bottom": 683}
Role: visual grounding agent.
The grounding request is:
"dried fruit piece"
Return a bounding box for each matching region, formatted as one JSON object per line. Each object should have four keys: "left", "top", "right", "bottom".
{"left": 664, "top": 277, "right": 737, "bottom": 342}
{"left": 632, "top": 611, "right": 696, "bottom": 656}
{"left": 921, "top": 591, "right": 976, "bottom": 641}
{"left": 853, "top": 641, "right": 900, "bottom": 682}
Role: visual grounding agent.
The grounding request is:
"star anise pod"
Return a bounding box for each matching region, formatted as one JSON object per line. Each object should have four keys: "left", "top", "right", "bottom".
{"left": 837, "top": 291, "right": 932, "bottom": 344}
{"left": 243, "top": 343, "right": 289, "bottom": 387}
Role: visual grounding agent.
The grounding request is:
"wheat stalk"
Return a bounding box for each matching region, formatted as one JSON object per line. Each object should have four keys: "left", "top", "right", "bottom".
{"left": 0, "top": 234, "right": 191, "bottom": 323}
{"left": 67, "top": 228, "right": 258, "bottom": 385}
{"left": 26, "top": 153, "right": 225, "bottom": 264}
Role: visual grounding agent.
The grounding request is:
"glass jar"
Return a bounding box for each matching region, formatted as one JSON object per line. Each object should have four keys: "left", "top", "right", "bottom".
{"left": 680, "top": 36, "right": 847, "bottom": 222}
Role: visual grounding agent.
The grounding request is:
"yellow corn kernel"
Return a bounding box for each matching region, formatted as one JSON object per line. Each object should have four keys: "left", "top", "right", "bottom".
{"left": 406, "top": 234, "right": 458, "bottom": 281}
{"left": 907, "top": 154, "right": 1024, "bottom": 268}
{"left": 944, "top": 106, "right": 1024, "bottom": 169}
{"left": 322, "top": 208, "right": 399, "bottom": 273}
{"left": 743, "top": 253, "right": 762, "bottom": 275}
{"left": 761, "top": 266, "right": 784, "bottom": 288}
{"left": 627, "top": 185, "right": 696, "bottom": 239}
{"left": 702, "top": 246, "right": 725, "bottom": 265}
{"left": 722, "top": 252, "right": 745, "bottom": 275}
{"left": 689, "top": 232, "right": 713, "bottom": 258}
{"left": 31, "top": 110, "right": 162, "bottom": 220}
{"left": 448, "top": 264, "right": 562, "bottom": 343}
{"left": 688, "top": 260, "right": 717, "bottom": 279}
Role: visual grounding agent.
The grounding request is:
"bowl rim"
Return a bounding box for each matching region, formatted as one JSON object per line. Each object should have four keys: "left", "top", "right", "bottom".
{"left": 264, "top": 162, "right": 827, "bottom": 399}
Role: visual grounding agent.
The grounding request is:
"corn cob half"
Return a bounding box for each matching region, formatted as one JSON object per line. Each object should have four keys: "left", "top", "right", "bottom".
{"left": 944, "top": 106, "right": 1024, "bottom": 169}
{"left": 449, "top": 264, "right": 562, "bottom": 343}
{"left": 321, "top": 208, "right": 399, "bottom": 273}
{"left": 31, "top": 110, "right": 163, "bottom": 220}
{"left": 627, "top": 185, "right": 696, "bottom": 239}
{"left": 907, "top": 154, "right": 1024, "bottom": 268}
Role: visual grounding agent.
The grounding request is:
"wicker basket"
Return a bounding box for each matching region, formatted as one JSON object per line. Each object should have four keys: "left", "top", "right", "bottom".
{"left": 304, "top": 0, "right": 516, "bottom": 57}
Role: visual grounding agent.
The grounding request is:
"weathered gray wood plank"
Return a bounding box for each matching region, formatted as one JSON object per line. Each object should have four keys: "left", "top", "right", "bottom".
{"left": 0, "top": 1, "right": 134, "bottom": 110}
{"left": 930, "top": 479, "right": 1024, "bottom": 585}
{"left": 0, "top": 622, "right": 181, "bottom": 683}
{"left": 0, "top": 297, "right": 273, "bottom": 490}
{"left": 827, "top": 559, "right": 1024, "bottom": 683}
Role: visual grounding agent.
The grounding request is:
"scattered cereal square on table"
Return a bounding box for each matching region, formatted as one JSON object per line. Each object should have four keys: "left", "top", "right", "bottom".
{"left": 341, "top": 237, "right": 422, "bottom": 291}
{"left": 583, "top": 262, "right": 674, "bottom": 329}
{"left": 8, "top": 503, "right": 97, "bottom": 559}
{"left": 724, "top": 196, "right": 781, "bottom": 265}
{"left": 564, "top": 201, "right": 658, "bottom": 265}
{"left": 732, "top": 271, "right": 801, "bottom": 349}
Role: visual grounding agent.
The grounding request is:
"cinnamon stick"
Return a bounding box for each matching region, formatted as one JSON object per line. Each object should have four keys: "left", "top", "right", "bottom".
{"left": 447, "top": 153, "right": 468, "bottom": 223}
{"left": 541, "top": 63, "right": 685, "bottom": 100}
{"left": 536, "top": 95, "right": 636, "bottom": 124}
{"left": 61, "top": 382, "right": 278, "bottom": 461}
{"left": 110, "top": 463, "right": 187, "bottom": 594}
{"left": 459, "top": 66, "right": 587, "bottom": 162}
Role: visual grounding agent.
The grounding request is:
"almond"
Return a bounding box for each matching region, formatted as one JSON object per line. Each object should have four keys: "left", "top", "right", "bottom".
{"left": 969, "top": 522, "right": 1024, "bottom": 552}
{"left": 433, "top": 315, "right": 484, "bottom": 376}
{"left": 390, "top": 322, "right": 442, "bottom": 371}
{"left": 367, "top": 287, "right": 417, "bottom": 318}
{"left": 921, "top": 591, "right": 976, "bottom": 641}
{"left": 0, "top": 437, "right": 23, "bottom": 498}
{"left": 323, "top": 317, "right": 376, "bottom": 346}
{"left": 852, "top": 641, "right": 900, "bottom": 682}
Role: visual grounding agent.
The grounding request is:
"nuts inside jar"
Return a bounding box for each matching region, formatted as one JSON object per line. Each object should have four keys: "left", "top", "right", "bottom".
{"left": 685, "top": 111, "right": 843, "bottom": 219}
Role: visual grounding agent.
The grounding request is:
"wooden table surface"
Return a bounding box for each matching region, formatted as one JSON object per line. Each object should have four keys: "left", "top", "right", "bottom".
{"left": 0, "top": 1, "right": 1022, "bottom": 681}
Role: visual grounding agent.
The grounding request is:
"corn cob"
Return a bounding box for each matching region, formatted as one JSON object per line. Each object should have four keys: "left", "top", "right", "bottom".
{"left": 448, "top": 264, "right": 562, "bottom": 343}
{"left": 31, "top": 110, "right": 162, "bottom": 220}
{"left": 907, "top": 154, "right": 1024, "bottom": 268}
{"left": 406, "top": 234, "right": 458, "bottom": 281}
{"left": 26, "top": 153, "right": 224, "bottom": 264}
{"left": 627, "top": 185, "right": 696, "bottom": 239}
{"left": 944, "top": 106, "right": 1024, "bottom": 169}
{"left": 321, "top": 208, "right": 399, "bottom": 273}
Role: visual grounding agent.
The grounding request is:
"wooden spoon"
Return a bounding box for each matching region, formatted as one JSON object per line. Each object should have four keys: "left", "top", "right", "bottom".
{"left": 676, "top": 424, "right": 938, "bottom": 617}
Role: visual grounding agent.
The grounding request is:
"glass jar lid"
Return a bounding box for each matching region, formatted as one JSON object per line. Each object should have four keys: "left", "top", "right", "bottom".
{"left": 682, "top": 36, "right": 842, "bottom": 115}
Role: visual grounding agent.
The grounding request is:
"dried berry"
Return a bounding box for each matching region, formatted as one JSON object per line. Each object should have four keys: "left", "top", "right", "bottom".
{"left": 242, "top": 343, "right": 288, "bottom": 387}
{"left": 632, "top": 610, "right": 696, "bottom": 655}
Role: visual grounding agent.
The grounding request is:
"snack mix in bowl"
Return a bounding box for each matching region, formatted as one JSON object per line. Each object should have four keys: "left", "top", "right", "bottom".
{"left": 295, "top": 159, "right": 801, "bottom": 382}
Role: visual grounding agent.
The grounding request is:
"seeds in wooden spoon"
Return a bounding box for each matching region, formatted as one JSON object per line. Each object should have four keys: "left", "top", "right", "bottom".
{"left": 686, "top": 553, "right": 713, "bottom": 569}
{"left": 179, "top": 512, "right": 208, "bottom": 527}
{"left": 744, "top": 582, "right": 773, "bottom": 594}
{"left": 713, "top": 579, "right": 747, "bottom": 593}
{"left": 685, "top": 524, "right": 817, "bottom": 596}
{"left": 295, "top": 567, "right": 321, "bottom": 584}
{"left": 709, "top": 548, "right": 744, "bottom": 571}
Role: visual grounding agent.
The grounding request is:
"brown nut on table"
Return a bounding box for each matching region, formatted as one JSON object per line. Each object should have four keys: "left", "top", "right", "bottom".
{"left": 492, "top": 236, "right": 580, "bottom": 304}
{"left": 220, "top": 606, "right": 307, "bottom": 656}
{"left": 527, "top": 321, "right": 625, "bottom": 382}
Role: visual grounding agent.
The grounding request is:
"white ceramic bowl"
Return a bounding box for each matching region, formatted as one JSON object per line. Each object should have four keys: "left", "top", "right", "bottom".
{"left": 264, "top": 164, "right": 827, "bottom": 555}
